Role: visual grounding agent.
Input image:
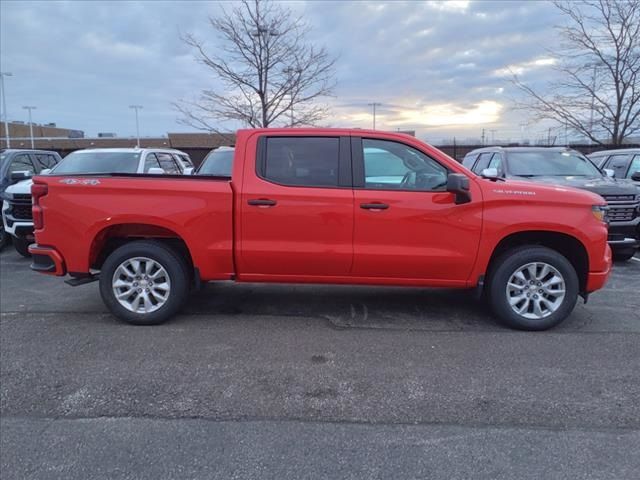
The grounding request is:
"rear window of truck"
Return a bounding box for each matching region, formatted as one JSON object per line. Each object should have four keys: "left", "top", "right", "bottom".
{"left": 52, "top": 151, "right": 140, "bottom": 174}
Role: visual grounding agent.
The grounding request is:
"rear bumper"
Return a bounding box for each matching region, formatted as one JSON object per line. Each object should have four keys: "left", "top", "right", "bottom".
{"left": 586, "top": 244, "right": 612, "bottom": 293}
{"left": 28, "top": 244, "right": 66, "bottom": 276}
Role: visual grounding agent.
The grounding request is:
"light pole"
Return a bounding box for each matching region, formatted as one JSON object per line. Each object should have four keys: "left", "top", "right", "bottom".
{"left": 0, "top": 72, "right": 12, "bottom": 148}
{"left": 283, "top": 66, "right": 302, "bottom": 128}
{"left": 368, "top": 102, "right": 381, "bottom": 129}
{"left": 129, "top": 105, "right": 143, "bottom": 147}
{"left": 22, "top": 106, "right": 36, "bottom": 149}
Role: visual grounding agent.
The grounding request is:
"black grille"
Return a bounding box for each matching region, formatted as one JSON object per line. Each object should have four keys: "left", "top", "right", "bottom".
{"left": 11, "top": 203, "right": 33, "bottom": 220}
{"left": 602, "top": 194, "right": 637, "bottom": 202}
{"left": 608, "top": 206, "right": 637, "bottom": 223}
{"left": 12, "top": 194, "right": 32, "bottom": 201}
{"left": 7, "top": 198, "right": 33, "bottom": 220}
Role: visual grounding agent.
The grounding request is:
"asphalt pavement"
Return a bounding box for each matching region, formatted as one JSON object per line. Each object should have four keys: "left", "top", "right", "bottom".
{"left": 1, "top": 248, "right": 639, "bottom": 479}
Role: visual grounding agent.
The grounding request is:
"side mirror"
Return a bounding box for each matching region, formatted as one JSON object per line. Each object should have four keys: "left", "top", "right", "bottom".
{"left": 631, "top": 171, "right": 640, "bottom": 182}
{"left": 39, "top": 169, "right": 51, "bottom": 175}
{"left": 446, "top": 173, "right": 472, "bottom": 205}
{"left": 10, "top": 171, "right": 32, "bottom": 183}
{"left": 147, "top": 167, "right": 166, "bottom": 175}
{"left": 481, "top": 167, "right": 500, "bottom": 180}
{"left": 603, "top": 168, "right": 615, "bottom": 178}
{"left": 183, "top": 167, "right": 194, "bottom": 175}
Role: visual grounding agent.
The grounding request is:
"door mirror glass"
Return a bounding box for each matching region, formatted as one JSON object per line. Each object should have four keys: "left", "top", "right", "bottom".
{"left": 603, "top": 168, "right": 615, "bottom": 178}
{"left": 481, "top": 167, "right": 500, "bottom": 179}
{"left": 446, "top": 173, "right": 471, "bottom": 204}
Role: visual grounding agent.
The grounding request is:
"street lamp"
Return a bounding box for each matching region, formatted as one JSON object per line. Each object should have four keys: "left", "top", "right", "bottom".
{"left": 368, "top": 102, "right": 382, "bottom": 130}
{"left": 129, "top": 105, "right": 143, "bottom": 147}
{"left": 283, "top": 67, "right": 303, "bottom": 127}
{"left": 0, "top": 72, "right": 12, "bottom": 148}
{"left": 22, "top": 106, "right": 36, "bottom": 149}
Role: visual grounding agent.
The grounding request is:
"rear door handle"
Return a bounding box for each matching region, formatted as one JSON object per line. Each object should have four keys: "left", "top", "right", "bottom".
{"left": 360, "top": 202, "right": 389, "bottom": 210}
{"left": 248, "top": 198, "right": 277, "bottom": 207}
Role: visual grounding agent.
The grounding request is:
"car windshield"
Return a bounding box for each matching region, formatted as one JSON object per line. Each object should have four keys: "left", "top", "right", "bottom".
{"left": 197, "top": 149, "right": 234, "bottom": 176}
{"left": 507, "top": 151, "right": 602, "bottom": 177}
{"left": 52, "top": 151, "right": 140, "bottom": 174}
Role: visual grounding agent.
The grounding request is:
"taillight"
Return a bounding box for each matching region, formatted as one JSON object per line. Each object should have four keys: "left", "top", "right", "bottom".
{"left": 31, "top": 182, "right": 48, "bottom": 230}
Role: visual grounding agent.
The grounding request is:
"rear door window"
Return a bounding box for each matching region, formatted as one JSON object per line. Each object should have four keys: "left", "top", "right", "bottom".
{"left": 261, "top": 137, "right": 340, "bottom": 187}
{"left": 462, "top": 154, "right": 478, "bottom": 169}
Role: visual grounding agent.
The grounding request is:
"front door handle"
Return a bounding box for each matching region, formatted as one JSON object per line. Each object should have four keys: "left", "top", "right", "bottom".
{"left": 248, "top": 198, "right": 277, "bottom": 207}
{"left": 360, "top": 202, "right": 389, "bottom": 210}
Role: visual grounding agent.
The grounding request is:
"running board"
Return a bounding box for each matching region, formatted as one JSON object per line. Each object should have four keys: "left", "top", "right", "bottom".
{"left": 65, "top": 274, "right": 99, "bottom": 287}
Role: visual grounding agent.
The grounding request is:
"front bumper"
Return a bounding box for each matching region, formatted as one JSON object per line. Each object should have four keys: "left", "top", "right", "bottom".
{"left": 28, "top": 244, "right": 66, "bottom": 276}
{"left": 607, "top": 223, "right": 639, "bottom": 249}
{"left": 2, "top": 201, "right": 34, "bottom": 239}
{"left": 586, "top": 244, "right": 612, "bottom": 293}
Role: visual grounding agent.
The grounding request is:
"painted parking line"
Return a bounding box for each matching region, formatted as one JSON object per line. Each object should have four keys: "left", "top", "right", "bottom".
{"left": 631, "top": 257, "right": 640, "bottom": 263}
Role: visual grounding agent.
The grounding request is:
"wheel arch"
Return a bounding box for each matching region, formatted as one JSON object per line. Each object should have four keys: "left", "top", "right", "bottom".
{"left": 486, "top": 230, "right": 589, "bottom": 292}
{"left": 88, "top": 223, "right": 195, "bottom": 275}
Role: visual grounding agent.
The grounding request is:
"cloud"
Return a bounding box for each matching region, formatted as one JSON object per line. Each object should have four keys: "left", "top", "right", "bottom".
{"left": 0, "top": 0, "right": 564, "bottom": 141}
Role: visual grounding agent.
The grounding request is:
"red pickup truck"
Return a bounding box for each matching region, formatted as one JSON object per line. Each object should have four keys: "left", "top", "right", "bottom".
{"left": 29, "top": 129, "right": 612, "bottom": 330}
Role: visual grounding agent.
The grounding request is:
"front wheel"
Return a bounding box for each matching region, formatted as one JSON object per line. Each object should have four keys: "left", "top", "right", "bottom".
{"left": 13, "top": 237, "right": 32, "bottom": 258}
{"left": 0, "top": 226, "right": 9, "bottom": 251}
{"left": 99, "top": 240, "right": 191, "bottom": 325}
{"left": 487, "top": 246, "right": 579, "bottom": 331}
{"left": 612, "top": 248, "right": 636, "bottom": 262}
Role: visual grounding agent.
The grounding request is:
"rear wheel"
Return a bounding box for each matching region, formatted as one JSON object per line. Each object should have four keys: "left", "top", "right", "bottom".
{"left": 99, "top": 240, "right": 190, "bottom": 325}
{"left": 13, "top": 237, "right": 32, "bottom": 258}
{"left": 487, "top": 246, "right": 579, "bottom": 330}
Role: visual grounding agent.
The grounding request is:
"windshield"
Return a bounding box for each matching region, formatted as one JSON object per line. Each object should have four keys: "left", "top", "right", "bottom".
{"left": 197, "top": 149, "right": 234, "bottom": 176}
{"left": 507, "top": 151, "right": 602, "bottom": 177}
{"left": 52, "top": 151, "right": 140, "bottom": 174}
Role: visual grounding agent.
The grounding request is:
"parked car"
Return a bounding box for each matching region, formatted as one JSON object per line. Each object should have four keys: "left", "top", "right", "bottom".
{"left": 2, "top": 147, "right": 193, "bottom": 257}
{"left": 588, "top": 148, "right": 640, "bottom": 186}
{"left": 0, "top": 149, "right": 62, "bottom": 251}
{"left": 463, "top": 147, "right": 640, "bottom": 261}
{"left": 51, "top": 147, "right": 194, "bottom": 175}
{"left": 28, "top": 129, "right": 612, "bottom": 331}
{"left": 196, "top": 146, "right": 235, "bottom": 176}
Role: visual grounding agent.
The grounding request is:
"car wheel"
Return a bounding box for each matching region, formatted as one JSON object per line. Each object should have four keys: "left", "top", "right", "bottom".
{"left": 0, "top": 226, "right": 9, "bottom": 251}
{"left": 13, "top": 237, "right": 32, "bottom": 258}
{"left": 487, "top": 246, "right": 579, "bottom": 331}
{"left": 612, "top": 249, "right": 636, "bottom": 262}
{"left": 99, "top": 240, "right": 190, "bottom": 325}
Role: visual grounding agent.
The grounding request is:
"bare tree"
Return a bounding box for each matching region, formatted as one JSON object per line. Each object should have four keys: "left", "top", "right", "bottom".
{"left": 175, "top": 0, "right": 336, "bottom": 131}
{"left": 513, "top": 0, "right": 640, "bottom": 145}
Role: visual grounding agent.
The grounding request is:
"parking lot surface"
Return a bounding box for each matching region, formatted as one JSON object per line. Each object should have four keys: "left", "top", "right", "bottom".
{"left": 1, "top": 249, "right": 639, "bottom": 479}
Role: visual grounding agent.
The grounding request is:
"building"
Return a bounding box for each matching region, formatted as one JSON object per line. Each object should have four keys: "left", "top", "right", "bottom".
{"left": 0, "top": 121, "right": 84, "bottom": 144}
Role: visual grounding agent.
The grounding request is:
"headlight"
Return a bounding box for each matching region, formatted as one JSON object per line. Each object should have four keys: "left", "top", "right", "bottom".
{"left": 592, "top": 205, "right": 609, "bottom": 223}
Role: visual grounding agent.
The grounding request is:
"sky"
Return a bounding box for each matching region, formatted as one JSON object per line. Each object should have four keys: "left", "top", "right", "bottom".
{"left": 0, "top": 0, "right": 566, "bottom": 143}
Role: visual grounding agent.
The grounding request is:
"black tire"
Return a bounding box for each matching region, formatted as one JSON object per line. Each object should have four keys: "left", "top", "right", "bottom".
{"left": 99, "top": 240, "right": 191, "bottom": 325}
{"left": 487, "top": 246, "right": 579, "bottom": 331}
{"left": 13, "top": 237, "right": 32, "bottom": 258}
{"left": 0, "top": 226, "right": 9, "bottom": 251}
{"left": 612, "top": 249, "right": 636, "bottom": 262}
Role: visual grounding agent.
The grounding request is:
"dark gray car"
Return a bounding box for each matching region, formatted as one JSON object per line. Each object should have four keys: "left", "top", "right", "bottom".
{"left": 463, "top": 147, "right": 640, "bottom": 261}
